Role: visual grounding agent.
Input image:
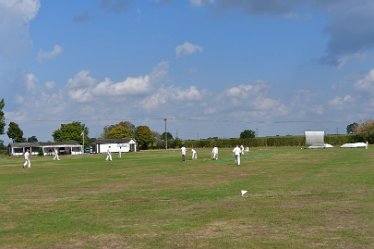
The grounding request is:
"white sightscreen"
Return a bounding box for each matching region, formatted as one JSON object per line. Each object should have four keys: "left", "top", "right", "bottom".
{"left": 305, "top": 131, "right": 325, "bottom": 146}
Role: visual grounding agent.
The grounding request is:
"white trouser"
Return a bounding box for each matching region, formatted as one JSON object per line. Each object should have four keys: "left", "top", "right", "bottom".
{"left": 23, "top": 159, "right": 31, "bottom": 168}
{"left": 106, "top": 154, "right": 112, "bottom": 161}
{"left": 235, "top": 155, "right": 240, "bottom": 166}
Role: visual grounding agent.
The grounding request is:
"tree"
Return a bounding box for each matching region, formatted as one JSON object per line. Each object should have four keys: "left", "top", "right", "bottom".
{"left": 151, "top": 131, "right": 162, "bottom": 149}
{"left": 240, "top": 129, "right": 256, "bottom": 139}
{"left": 103, "top": 121, "right": 135, "bottom": 139}
{"left": 7, "top": 122, "right": 24, "bottom": 142}
{"left": 27, "top": 136, "right": 38, "bottom": 142}
{"left": 160, "top": 132, "right": 173, "bottom": 140}
{"left": 135, "top": 125, "right": 154, "bottom": 150}
{"left": 354, "top": 120, "right": 374, "bottom": 143}
{"left": 0, "top": 99, "right": 5, "bottom": 135}
{"left": 53, "top": 121, "right": 88, "bottom": 145}
{"left": 346, "top": 122, "right": 359, "bottom": 134}
{"left": 172, "top": 137, "right": 183, "bottom": 149}
{"left": 0, "top": 139, "right": 5, "bottom": 149}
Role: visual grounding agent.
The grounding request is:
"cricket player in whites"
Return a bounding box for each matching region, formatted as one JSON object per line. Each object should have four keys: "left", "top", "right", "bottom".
{"left": 240, "top": 145, "right": 245, "bottom": 155}
{"left": 212, "top": 146, "right": 219, "bottom": 160}
{"left": 191, "top": 148, "right": 197, "bottom": 160}
{"left": 233, "top": 145, "right": 241, "bottom": 166}
{"left": 53, "top": 147, "right": 60, "bottom": 160}
{"left": 181, "top": 145, "right": 187, "bottom": 162}
{"left": 106, "top": 146, "right": 112, "bottom": 161}
{"left": 23, "top": 149, "right": 31, "bottom": 168}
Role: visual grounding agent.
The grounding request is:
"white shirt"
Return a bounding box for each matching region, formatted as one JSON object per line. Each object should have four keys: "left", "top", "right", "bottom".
{"left": 181, "top": 146, "right": 187, "bottom": 155}
{"left": 24, "top": 151, "right": 30, "bottom": 160}
{"left": 233, "top": 146, "right": 241, "bottom": 156}
{"left": 212, "top": 147, "right": 218, "bottom": 154}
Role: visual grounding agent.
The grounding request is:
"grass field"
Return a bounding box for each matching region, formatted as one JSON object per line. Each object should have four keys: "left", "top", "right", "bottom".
{"left": 0, "top": 147, "right": 373, "bottom": 249}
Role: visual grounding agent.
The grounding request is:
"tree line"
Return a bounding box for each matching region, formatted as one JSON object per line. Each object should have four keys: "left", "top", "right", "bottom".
{"left": 0, "top": 99, "right": 176, "bottom": 150}
{"left": 1, "top": 98, "right": 373, "bottom": 151}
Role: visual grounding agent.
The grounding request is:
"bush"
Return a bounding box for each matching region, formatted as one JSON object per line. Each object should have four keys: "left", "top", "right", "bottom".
{"left": 183, "top": 134, "right": 361, "bottom": 148}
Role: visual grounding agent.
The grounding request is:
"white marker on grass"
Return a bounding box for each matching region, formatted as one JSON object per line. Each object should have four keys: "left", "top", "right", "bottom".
{"left": 241, "top": 190, "right": 248, "bottom": 197}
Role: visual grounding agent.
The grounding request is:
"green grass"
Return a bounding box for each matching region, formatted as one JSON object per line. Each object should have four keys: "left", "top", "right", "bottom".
{"left": 0, "top": 147, "right": 373, "bottom": 249}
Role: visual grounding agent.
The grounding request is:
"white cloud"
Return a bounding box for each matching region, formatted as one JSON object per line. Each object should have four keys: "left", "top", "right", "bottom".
{"left": 140, "top": 85, "right": 204, "bottom": 110}
{"left": 4, "top": 110, "right": 28, "bottom": 123}
{"left": 252, "top": 97, "right": 287, "bottom": 114}
{"left": 45, "top": 81, "right": 56, "bottom": 89}
{"left": 67, "top": 70, "right": 97, "bottom": 88}
{"left": 0, "top": 0, "right": 40, "bottom": 21}
{"left": 329, "top": 95, "right": 354, "bottom": 109}
{"left": 24, "top": 73, "right": 38, "bottom": 90}
{"left": 190, "top": 0, "right": 214, "bottom": 6}
{"left": 310, "top": 105, "right": 325, "bottom": 115}
{"left": 173, "top": 86, "right": 202, "bottom": 101}
{"left": 14, "top": 95, "right": 25, "bottom": 105}
{"left": 140, "top": 90, "right": 168, "bottom": 109}
{"left": 176, "top": 42, "right": 203, "bottom": 58}
{"left": 93, "top": 75, "right": 151, "bottom": 96}
{"left": 68, "top": 88, "right": 94, "bottom": 103}
{"left": 65, "top": 61, "right": 168, "bottom": 103}
{"left": 226, "top": 82, "right": 267, "bottom": 98}
{"left": 355, "top": 68, "right": 374, "bottom": 94}
{"left": 222, "top": 81, "right": 288, "bottom": 118}
{"left": 335, "top": 52, "right": 367, "bottom": 68}
{"left": 203, "top": 107, "right": 217, "bottom": 114}
{"left": 37, "top": 44, "right": 63, "bottom": 62}
{"left": 0, "top": 0, "right": 40, "bottom": 58}
{"left": 149, "top": 60, "right": 169, "bottom": 82}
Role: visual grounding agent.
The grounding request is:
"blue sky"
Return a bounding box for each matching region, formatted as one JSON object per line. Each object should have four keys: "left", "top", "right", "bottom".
{"left": 1, "top": 0, "right": 374, "bottom": 142}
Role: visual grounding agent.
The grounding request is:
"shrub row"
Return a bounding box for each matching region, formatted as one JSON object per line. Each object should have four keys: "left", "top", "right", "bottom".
{"left": 183, "top": 134, "right": 362, "bottom": 148}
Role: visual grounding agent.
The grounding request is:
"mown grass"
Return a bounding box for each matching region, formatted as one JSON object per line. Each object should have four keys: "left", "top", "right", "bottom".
{"left": 0, "top": 147, "right": 373, "bottom": 249}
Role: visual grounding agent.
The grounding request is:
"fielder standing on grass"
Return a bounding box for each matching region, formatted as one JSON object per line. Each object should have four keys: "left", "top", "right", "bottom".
{"left": 191, "top": 148, "right": 197, "bottom": 160}
{"left": 53, "top": 147, "right": 60, "bottom": 160}
{"left": 233, "top": 145, "right": 241, "bottom": 166}
{"left": 23, "top": 149, "right": 31, "bottom": 168}
{"left": 240, "top": 145, "right": 245, "bottom": 155}
{"left": 106, "top": 146, "right": 112, "bottom": 161}
{"left": 181, "top": 145, "right": 187, "bottom": 162}
{"left": 212, "top": 146, "right": 219, "bottom": 160}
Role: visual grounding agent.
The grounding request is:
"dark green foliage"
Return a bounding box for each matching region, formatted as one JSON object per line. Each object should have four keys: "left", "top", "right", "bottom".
{"left": 7, "top": 122, "right": 24, "bottom": 142}
{"left": 0, "top": 99, "right": 5, "bottom": 135}
{"left": 135, "top": 125, "right": 154, "bottom": 150}
{"left": 353, "top": 120, "right": 374, "bottom": 143}
{"left": 103, "top": 121, "right": 135, "bottom": 139}
{"left": 27, "top": 136, "right": 38, "bottom": 142}
{"left": 325, "top": 134, "right": 362, "bottom": 145}
{"left": 160, "top": 132, "right": 173, "bottom": 140}
{"left": 52, "top": 121, "right": 88, "bottom": 144}
{"left": 240, "top": 129, "right": 256, "bottom": 139}
{"left": 184, "top": 134, "right": 362, "bottom": 148}
{"left": 346, "top": 122, "right": 359, "bottom": 134}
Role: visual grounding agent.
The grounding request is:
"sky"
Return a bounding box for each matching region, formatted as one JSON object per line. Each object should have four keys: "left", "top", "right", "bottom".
{"left": 1, "top": 0, "right": 374, "bottom": 143}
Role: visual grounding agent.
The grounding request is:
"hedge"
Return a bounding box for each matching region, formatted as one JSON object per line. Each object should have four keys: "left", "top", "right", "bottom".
{"left": 183, "top": 134, "right": 362, "bottom": 148}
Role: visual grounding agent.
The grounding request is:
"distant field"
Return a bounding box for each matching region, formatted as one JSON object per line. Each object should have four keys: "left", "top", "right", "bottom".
{"left": 0, "top": 147, "right": 373, "bottom": 249}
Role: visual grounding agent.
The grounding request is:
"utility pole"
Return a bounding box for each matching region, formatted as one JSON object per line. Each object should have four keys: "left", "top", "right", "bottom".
{"left": 164, "top": 118, "right": 167, "bottom": 150}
